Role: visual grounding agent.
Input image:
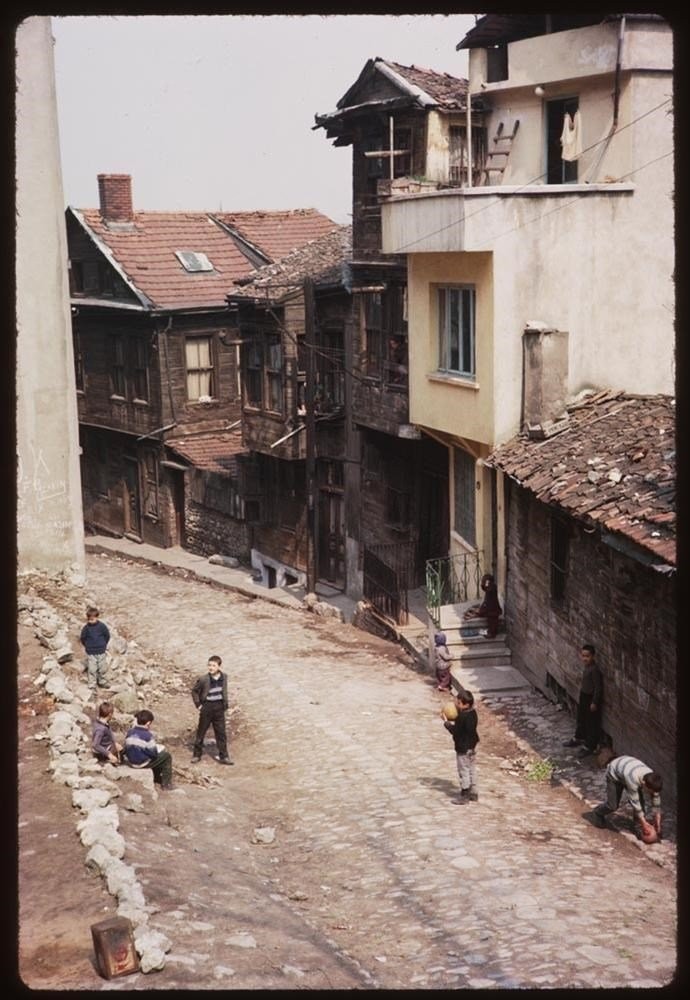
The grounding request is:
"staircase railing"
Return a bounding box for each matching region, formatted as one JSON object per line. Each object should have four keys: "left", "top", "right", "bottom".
{"left": 363, "top": 541, "right": 414, "bottom": 626}
{"left": 425, "top": 551, "right": 484, "bottom": 627}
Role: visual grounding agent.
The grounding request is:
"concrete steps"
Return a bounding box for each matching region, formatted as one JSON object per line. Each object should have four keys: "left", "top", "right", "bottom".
{"left": 438, "top": 601, "right": 531, "bottom": 697}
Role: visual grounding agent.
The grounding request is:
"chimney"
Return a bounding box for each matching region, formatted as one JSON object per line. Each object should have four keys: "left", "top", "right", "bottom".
{"left": 98, "top": 174, "right": 134, "bottom": 223}
{"left": 521, "top": 323, "right": 569, "bottom": 436}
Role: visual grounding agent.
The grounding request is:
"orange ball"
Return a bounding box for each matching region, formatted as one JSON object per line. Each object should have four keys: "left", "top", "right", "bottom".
{"left": 442, "top": 701, "right": 458, "bottom": 721}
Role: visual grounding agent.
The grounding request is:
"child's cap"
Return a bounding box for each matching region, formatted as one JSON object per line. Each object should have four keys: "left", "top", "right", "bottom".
{"left": 434, "top": 632, "right": 447, "bottom": 646}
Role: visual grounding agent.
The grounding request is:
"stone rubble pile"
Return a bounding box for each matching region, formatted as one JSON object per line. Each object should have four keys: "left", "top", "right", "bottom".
{"left": 18, "top": 575, "right": 174, "bottom": 974}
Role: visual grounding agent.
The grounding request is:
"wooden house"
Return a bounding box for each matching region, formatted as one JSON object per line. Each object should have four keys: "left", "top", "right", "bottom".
{"left": 68, "top": 172, "right": 336, "bottom": 556}
{"left": 314, "top": 59, "right": 484, "bottom": 615}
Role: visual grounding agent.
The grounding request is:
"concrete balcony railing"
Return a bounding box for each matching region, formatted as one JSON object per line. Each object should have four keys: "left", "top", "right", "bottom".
{"left": 381, "top": 182, "right": 635, "bottom": 255}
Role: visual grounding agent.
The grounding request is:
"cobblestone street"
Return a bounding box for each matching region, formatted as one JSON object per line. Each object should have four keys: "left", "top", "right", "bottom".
{"left": 19, "top": 551, "right": 678, "bottom": 989}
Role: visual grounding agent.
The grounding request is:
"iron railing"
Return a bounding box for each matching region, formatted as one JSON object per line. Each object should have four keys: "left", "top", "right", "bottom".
{"left": 425, "top": 551, "right": 484, "bottom": 627}
{"left": 363, "top": 541, "right": 414, "bottom": 626}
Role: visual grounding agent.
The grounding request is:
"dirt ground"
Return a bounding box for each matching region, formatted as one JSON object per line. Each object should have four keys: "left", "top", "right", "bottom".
{"left": 17, "top": 624, "right": 116, "bottom": 989}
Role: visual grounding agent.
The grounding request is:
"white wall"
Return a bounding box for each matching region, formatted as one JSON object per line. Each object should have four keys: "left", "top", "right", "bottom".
{"left": 16, "top": 16, "right": 85, "bottom": 575}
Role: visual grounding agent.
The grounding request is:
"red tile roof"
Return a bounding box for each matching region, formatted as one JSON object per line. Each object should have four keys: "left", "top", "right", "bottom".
{"left": 214, "top": 209, "right": 338, "bottom": 265}
{"left": 229, "top": 226, "right": 352, "bottom": 300}
{"left": 486, "top": 391, "right": 676, "bottom": 567}
{"left": 166, "top": 430, "right": 246, "bottom": 476}
{"left": 383, "top": 60, "right": 469, "bottom": 109}
{"left": 72, "top": 207, "right": 337, "bottom": 311}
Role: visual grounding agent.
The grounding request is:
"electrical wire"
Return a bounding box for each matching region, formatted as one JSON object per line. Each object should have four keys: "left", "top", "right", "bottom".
{"left": 394, "top": 96, "right": 672, "bottom": 252}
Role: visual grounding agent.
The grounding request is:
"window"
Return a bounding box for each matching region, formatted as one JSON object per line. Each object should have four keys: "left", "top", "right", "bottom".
{"left": 244, "top": 333, "right": 264, "bottom": 407}
{"left": 266, "top": 334, "right": 283, "bottom": 413}
{"left": 547, "top": 97, "right": 579, "bottom": 184}
{"left": 453, "top": 447, "right": 476, "bottom": 545}
{"left": 363, "top": 286, "right": 408, "bottom": 384}
{"left": 73, "top": 331, "right": 84, "bottom": 391}
{"left": 386, "top": 485, "right": 411, "bottom": 531}
{"left": 82, "top": 261, "right": 100, "bottom": 294}
{"left": 185, "top": 337, "right": 214, "bottom": 400}
{"left": 393, "top": 127, "right": 412, "bottom": 178}
{"left": 364, "top": 291, "right": 383, "bottom": 377}
{"left": 70, "top": 261, "right": 84, "bottom": 295}
{"left": 317, "top": 329, "right": 345, "bottom": 411}
{"left": 99, "top": 262, "right": 114, "bottom": 296}
{"left": 111, "top": 335, "right": 126, "bottom": 397}
{"left": 486, "top": 43, "right": 508, "bottom": 83}
{"left": 131, "top": 338, "right": 149, "bottom": 401}
{"left": 175, "top": 250, "right": 214, "bottom": 272}
{"left": 550, "top": 515, "right": 569, "bottom": 602}
{"left": 450, "top": 125, "right": 488, "bottom": 186}
{"left": 438, "top": 286, "right": 476, "bottom": 378}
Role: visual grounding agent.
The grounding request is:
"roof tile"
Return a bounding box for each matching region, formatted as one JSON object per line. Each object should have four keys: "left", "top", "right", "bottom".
{"left": 486, "top": 391, "right": 676, "bottom": 566}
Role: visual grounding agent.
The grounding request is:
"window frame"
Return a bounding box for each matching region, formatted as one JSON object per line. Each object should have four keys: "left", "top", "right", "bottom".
{"left": 438, "top": 285, "right": 476, "bottom": 379}
{"left": 111, "top": 334, "right": 126, "bottom": 398}
{"left": 131, "top": 336, "right": 149, "bottom": 402}
{"left": 185, "top": 335, "right": 215, "bottom": 402}
{"left": 550, "top": 514, "right": 570, "bottom": 603}
{"left": 265, "top": 332, "right": 284, "bottom": 415}
{"left": 453, "top": 446, "right": 476, "bottom": 546}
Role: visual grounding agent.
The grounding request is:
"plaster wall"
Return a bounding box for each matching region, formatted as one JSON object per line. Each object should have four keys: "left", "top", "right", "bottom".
{"left": 16, "top": 17, "right": 85, "bottom": 575}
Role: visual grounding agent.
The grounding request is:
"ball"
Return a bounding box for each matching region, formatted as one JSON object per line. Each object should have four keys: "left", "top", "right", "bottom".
{"left": 641, "top": 827, "right": 658, "bottom": 845}
{"left": 442, "top": 701, "right": 458, "bottom": 721}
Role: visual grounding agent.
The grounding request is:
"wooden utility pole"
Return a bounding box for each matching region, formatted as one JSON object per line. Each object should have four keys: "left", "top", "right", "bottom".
{"left": 304, "top": 277, "right": 317, "bottom": 594}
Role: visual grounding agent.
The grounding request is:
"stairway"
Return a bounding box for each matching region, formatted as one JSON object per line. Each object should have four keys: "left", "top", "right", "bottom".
{"left": 438, "top": 601, "right": 531, "bottom": 698}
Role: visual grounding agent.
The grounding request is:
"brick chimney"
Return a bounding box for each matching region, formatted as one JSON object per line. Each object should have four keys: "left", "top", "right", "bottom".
{"left": 97, "top": 174, "right": 134, "bottom": 222}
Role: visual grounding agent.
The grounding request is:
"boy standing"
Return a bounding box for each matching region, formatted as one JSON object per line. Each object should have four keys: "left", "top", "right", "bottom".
{"left": 80, "top": 606, "right": 111, "bottom": 691}
{"left": 562, "top": 643, "right": 603, "bottom": 757}
{"left": 92, "top": 701, "right": 122, "bottom": 765}
{"left": 433, "top": 632, "right": 452, "bottom": 691}
{"left": 442, "top": 689, "right": 480, "bottom": 802}
{"left": 123, "top": 709, "right": 174, "bottom": 789}
{"left": 191, "top": 655, "right": 233, "bottom": 765}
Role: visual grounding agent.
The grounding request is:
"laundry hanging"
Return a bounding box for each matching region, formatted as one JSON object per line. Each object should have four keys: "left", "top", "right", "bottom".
{"left": 560, "top": 109, "right": 583, "bottom": 161}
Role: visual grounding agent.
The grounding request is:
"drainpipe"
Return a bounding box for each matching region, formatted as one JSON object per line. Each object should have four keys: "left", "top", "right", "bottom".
{"left": 612, "top": 15, "right": 626, "bottom": 129}
{"left": 466, "top": 88, "right": 473, "bottom": 187}
{"left": 586, "top": 15, "right": 626, "bottom": 181}
{"left": 159, "top": 315, "right": 177, "bottom": 425}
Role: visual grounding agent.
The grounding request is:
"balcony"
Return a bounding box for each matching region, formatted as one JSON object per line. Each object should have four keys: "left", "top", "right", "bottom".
{"left": 381, "top": 182, "right": 634, "bottom": 255}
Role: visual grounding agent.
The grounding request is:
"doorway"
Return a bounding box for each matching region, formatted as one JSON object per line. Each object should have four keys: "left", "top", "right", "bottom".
{"left": 317, "top": 460, "right": 345, "bottom": 589}
{"left": 123, "top": 457, "right": 142, "bottom": 540}
{"left": 546, "top": 96, "right": 579, "bottom": 184}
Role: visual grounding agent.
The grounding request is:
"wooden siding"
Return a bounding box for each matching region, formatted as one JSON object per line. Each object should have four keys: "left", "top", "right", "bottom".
{"left": 75, "top": 313, "right": 162, "bottom": 437}
{"left": 158, "top": 315, "right": 242, "bottom": 433}
{"left": 351, "top": 112, "right": 427, "bottom": 257}
{"left": 79, "top": 427, "right": 175, "bottom": 548}
{"left": 504, "top": 483, "right": 676, "bottom": 803}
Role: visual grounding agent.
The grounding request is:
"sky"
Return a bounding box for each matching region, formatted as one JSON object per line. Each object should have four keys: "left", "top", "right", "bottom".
{"left": 50, "top": 13, "right": 479, "bottom": 225}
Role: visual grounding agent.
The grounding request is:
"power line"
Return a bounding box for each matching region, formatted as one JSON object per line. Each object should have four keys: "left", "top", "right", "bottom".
{"left": 394, "top": 96, "right": 673, "bottom": 252}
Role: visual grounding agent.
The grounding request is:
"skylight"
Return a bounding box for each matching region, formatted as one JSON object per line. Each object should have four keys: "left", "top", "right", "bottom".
{"left": 175, "top": 250, "right": 214, "bottom": 272}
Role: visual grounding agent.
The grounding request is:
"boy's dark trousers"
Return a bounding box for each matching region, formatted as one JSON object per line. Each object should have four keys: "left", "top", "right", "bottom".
{"left": 194, "top": 701, "right": 228, "bottom": 758}
{"left": 148, "top": 750, "right": 173, "bottom": 786}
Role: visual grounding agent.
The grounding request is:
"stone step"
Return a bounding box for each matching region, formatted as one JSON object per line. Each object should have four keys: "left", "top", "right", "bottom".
{"left": 453, "top": 651, "right": 513, "bottom": 669}
{"left": 451, "top": 663, "right": 531, "bottom": 697}
{"left": 446, "top": 634, "right": 507, "bottom": 651}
